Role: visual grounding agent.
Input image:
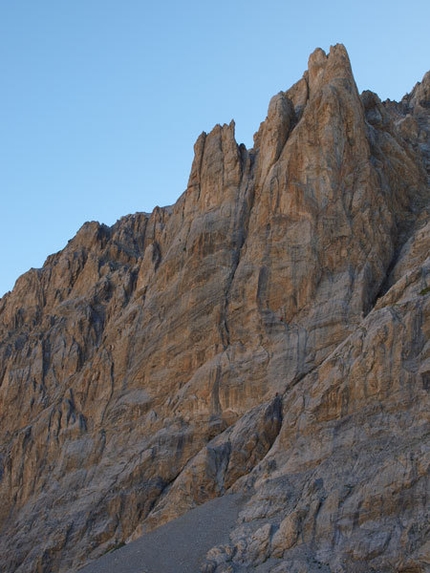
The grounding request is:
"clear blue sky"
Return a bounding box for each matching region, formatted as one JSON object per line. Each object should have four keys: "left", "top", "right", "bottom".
{"left": 1, "top": 1, "right": 429, "bottom": 297}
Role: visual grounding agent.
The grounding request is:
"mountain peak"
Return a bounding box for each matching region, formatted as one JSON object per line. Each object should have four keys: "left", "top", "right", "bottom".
{"left": 1, "top": 47, "right": 429, "bottom": 573}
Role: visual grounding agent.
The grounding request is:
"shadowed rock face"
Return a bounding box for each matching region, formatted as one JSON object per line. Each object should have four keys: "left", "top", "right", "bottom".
{"left": 0, "top": 44, "right": 429, "bottom": 573}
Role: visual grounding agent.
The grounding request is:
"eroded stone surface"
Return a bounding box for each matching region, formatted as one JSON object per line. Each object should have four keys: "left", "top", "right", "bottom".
{"left": 0, "top": 44, "right": 429, "bottom": 573}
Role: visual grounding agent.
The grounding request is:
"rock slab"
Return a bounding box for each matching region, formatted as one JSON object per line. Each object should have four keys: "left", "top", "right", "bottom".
{"left": 0, "top": 44, "right": 429, "bottom": 573}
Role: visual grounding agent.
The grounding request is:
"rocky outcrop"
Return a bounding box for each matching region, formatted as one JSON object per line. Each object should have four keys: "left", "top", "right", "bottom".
{"left": 0, "top": 44, "right": 429, "bottom": 573}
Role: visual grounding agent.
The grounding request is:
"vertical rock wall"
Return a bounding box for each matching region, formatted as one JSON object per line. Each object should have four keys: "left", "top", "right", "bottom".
{"left": 0, "top": 44, "right": 429, "bottom": 572}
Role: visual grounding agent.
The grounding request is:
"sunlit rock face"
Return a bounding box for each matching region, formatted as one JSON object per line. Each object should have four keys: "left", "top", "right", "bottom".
{"left": 0, "top": 44, "right": 429, "bottom": 573}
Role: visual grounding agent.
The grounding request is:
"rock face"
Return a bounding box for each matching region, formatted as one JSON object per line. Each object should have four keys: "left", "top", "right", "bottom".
{"left": 0, "top": 44, "right": 429, "bottom": 572}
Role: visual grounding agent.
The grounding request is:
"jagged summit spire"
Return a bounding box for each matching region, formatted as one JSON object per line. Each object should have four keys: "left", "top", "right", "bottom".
{"left": 306, "top": 43, "right": 355, "bottom": 92}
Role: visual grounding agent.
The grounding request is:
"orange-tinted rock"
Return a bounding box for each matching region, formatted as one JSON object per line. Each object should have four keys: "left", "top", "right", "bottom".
{"left": 0, "top": 44, "right": 429, "bottom": 573}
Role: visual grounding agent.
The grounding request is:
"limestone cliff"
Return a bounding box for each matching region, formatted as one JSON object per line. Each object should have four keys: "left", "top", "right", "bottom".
{"left": 0, "top": 44, "right": 429, "bottom": 573}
